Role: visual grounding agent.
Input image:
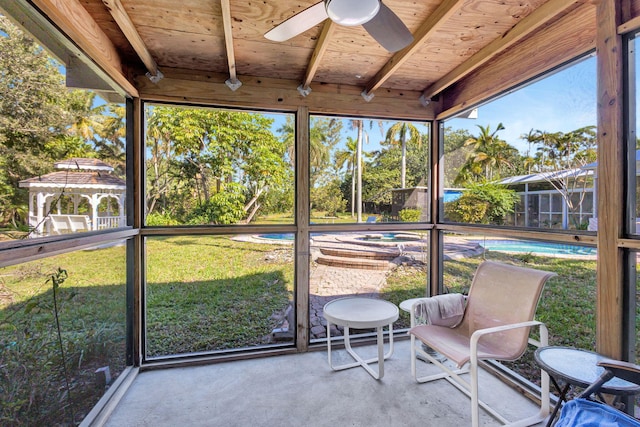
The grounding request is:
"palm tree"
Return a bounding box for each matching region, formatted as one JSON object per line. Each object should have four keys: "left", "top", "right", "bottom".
{"left": 96, "top": 104, "right": 126, "bottom": 175}
{"left": 278, "top": 116, "right": 335, "bottom": 187}
{"left": 520, "top": 129, "right": 540, "bottom": 174}
{"left": 384, "top": 121, "right": 422, "bottom": 188}
{"left": 335, "top": 137, "right": 373, "bottom": 218}
{"left": 67, "top": 91, "right": 105, "bottom": 144}
{"left": 349, "top": 119, "right": 383, "bottom": 222}
{"left": 459, "top": 123, "right": 515, "bottom": 182}
{"left": 335, "top": 137, "right": 357, "bottom": 218}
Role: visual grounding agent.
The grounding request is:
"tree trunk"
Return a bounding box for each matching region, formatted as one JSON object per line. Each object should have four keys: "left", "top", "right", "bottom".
{"left": 401, "top": 132, "right": 407, "bottom": 188}
{"left": 244, "top": 187, "right": 265, "bottom": 212}
{"left": 245, "top": 202, "right": 261, "bottom": 224}
{"left": 351, "top": 167, "right": 356, "bottom": 218}
{"left": 356, "top": 121, "right": 363, "bottom": 223}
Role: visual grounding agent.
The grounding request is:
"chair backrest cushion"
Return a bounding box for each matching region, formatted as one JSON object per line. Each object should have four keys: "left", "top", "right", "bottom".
{"left": 459, "top": 261, "right": 556, "bottom": 360}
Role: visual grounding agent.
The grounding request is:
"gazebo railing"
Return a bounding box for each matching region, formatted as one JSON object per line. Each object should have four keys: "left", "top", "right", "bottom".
{"left": 27, "top": 215, "right": 124, "bottom": 237}
{"left": 95, "top": 216, "right": 123, "bottom": 230}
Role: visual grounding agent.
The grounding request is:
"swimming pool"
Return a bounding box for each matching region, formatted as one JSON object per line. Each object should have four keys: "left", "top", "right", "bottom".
{"left": 355, "top": 232, "right": 423, "bottom": 243}
{"left": 478, "top": 240, "right": 597, "bottom": 256}
{"left": 255, "top": 233, "right": 294, "bottom": 242}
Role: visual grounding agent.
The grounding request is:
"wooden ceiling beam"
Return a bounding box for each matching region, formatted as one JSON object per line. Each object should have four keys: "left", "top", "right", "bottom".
{"left": 220, "top": 0, "right": 240, "bottom": 89}
{"left": 422, "top": 0, "right": 581, "bottom": 101}
{"left": 301, "top": 20, "right": 336, "bottom": 92}
{"left": 363, "top": 0, "right": 464, "bottom": 96}
{"left": 29, "top": 0, "right": 138, "bottom": 96}
{"left": 438, "top": 2, "right": 595, "bottom": 119}
{"left": 102, "top": 0, "right": 161, "bottom": 81}
{"left": 135, "top": 68, "right": 435, "bottom": 120}
{"left": 618, "top": 14, "right": 640, "bottom": 34}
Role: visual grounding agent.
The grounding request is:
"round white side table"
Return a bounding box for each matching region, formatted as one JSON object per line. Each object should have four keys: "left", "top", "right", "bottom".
{"left": 322, "top": 297, "right": 399, "bottom": 379}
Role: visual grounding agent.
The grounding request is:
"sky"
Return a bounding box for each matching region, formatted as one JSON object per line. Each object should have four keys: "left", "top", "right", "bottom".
{"left": 443, "top": 55, "right": 597, "bottom": 154}
{"left": 267, "top": 54, "right": 598, "bottom": 156}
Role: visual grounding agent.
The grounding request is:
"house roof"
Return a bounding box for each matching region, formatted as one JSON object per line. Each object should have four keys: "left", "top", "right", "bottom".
{"left": 499, "top": 168, "right": 593, "bottom": 185}
{"left": 582, "top": 150, "right": 640, "bottom": 170}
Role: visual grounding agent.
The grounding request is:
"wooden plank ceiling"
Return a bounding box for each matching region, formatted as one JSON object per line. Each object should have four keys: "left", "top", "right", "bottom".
{"left": 61, "top": 0, "right": 595, "bottom": 114}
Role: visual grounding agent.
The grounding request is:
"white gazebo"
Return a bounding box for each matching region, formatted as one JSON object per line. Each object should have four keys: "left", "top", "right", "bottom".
{"left": 19, "top": 158, "right": 126, "bottom": 237}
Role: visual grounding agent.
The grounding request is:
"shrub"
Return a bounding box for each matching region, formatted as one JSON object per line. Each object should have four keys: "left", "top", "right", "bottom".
{"left": 399, "top": 208, "right": 421, "bottom": 222}
{"left": 146, "top": 212, "right": 180, "bottom": 226}
{"left": 311, "top": 181, "right": 346, "bottom": 217}
{"left": 444, "top": 181, "right": 517, "bottom": 224}
{"left": 187, "top": 183, "right": 246, "bottom": 225}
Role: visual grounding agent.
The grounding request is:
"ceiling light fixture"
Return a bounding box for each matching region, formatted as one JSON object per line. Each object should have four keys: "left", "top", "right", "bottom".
{"left": 325, "top": 0, "right": 380, "bottom": 26}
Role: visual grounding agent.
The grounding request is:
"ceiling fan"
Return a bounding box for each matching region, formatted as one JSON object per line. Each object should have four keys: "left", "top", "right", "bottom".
{"left": 265, "top": 0, "right": 413, "bottom": 53}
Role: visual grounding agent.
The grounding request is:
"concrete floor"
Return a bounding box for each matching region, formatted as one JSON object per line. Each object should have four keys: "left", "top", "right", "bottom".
{"left": 103, "top": 339, "right": 547, "bottom": 427}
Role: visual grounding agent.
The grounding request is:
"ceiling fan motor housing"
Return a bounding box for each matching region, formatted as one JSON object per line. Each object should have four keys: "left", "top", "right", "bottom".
{"left": 325, "top": 0, "right": 380, "bottom": 26}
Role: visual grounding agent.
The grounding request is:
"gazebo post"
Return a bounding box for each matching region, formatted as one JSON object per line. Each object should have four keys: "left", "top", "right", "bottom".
{"left": 36, "top": 192, "right": 46, "bottom": 235}
{"left": 118, "top": 194, "right": 126, "bottom": 228}
{"left": 91, "top": 193, "right": 100, "bottom": 230}
{"left": 27, "top": 191, "right": 34, "bottom": 231}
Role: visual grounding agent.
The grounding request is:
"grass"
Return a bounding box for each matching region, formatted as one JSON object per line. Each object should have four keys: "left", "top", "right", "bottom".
{"left": 254, "top": 211, "right": 379, "bottom": 225}
{"left": 0, "top": 233, "right": 626, "bottom": 424}
{"left": 0, "top": 244, "right": 127, "bottom": 425}
{"left": 145, "top": 236, "right": 294, "bottom": 356}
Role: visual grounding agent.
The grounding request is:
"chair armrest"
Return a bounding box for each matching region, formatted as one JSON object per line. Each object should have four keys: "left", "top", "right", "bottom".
{"left": 470, "top": 320, "right": 548, "bottom": 364}
{"left": 598, "top": 359, "right": 640, "bottom": 374}
{"left": 597, "top": 359, "right": 640, "bottom": 387}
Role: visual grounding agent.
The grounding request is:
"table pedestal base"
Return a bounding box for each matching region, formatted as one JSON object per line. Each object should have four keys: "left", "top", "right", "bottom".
{"left": 326, "top": 323, "right": 394, "bottom": 379}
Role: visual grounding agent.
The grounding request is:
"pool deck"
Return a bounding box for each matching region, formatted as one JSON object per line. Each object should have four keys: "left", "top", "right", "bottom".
{"left": 236, "top": 233, "right": 597, "bottom": 340}
{"left": 306, "top": 234, "right": 484, "bottom": 340}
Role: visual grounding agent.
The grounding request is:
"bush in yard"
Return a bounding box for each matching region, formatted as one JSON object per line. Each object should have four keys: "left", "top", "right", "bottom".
{"left": 311, "top": 181, "right": 347, "bottom": 217}
{"left": 146, "top": 212, "right": 180, "bottom": 226}
{"left": 187, "top": 183, "right": 246, "bottom": 225}
{"left": 444, "top": 181, "right": 517, "bottom": 224}
{"left": 399, "top": 208, "right": 421, "bottom": 222}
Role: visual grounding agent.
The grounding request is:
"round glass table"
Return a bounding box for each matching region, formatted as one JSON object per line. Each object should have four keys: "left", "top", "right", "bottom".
{"left": 323, "top": 297, "right": 399, "bottom": 380}
{"left": 534, "top": 346, "right": 640, "bottom": 426}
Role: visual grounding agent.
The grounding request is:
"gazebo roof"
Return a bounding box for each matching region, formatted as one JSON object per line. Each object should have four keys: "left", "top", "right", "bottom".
{"left": 54, "top": 158, "right": 115, "bottom": 172}
{"left": 19, "top": 158, "right": 126, "bottom": 191}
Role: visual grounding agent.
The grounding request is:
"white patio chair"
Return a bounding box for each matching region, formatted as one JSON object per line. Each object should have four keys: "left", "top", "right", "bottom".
{"left": 409, "top": 260, "right": 556, "bottom": 427}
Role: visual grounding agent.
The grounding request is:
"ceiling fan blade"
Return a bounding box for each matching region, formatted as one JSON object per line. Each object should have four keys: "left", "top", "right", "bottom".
{"left": 362, "top": 3, "right": 413, "bottom": 52}
{"left": 265, "top": 2, "right": 329, "bottom": 42}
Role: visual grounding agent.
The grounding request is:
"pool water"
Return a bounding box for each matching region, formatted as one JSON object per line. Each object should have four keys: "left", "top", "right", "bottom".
{"left": 356, "top": 233, "right": 422, "bottom": 243}
{"left": 257, "top": 233, "right": 294, "bottom": 241}
{"left": 478, "top": 240, "right": 597, "bottom": 256}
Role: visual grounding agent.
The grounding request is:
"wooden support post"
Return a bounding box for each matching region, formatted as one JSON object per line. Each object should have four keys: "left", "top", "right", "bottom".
{"left": 429, "top": 120, "right": 443, "bottom": 297}
{"left": 295, "top": 106, "right": 310, "bottom": 351}
{"left": 595, "top": 0, "right": 624, "bottom": 359}
{"left": 131, "top": 97, "right": 144, "bottom": 365}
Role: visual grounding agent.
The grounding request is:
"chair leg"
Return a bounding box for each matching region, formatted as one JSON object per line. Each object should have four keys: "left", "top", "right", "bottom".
{"left": 412, "top": 323, "right": 551, "bottom": 427}
{"left": 410, "top": 334, "right": 417, "bottom": 378}
{"left": 470, "top": 360, "right": 480, "bottom": 427}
